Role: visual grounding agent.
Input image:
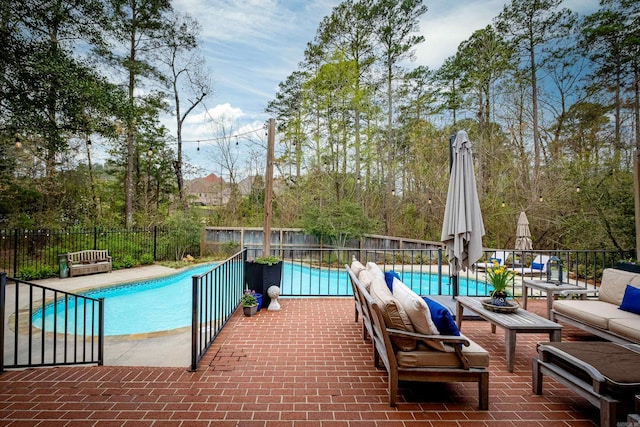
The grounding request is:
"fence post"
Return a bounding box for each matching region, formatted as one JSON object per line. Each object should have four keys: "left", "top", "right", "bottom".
{"left": 190, "top": 276, "right": 199, "bottom": 371}
{"left": 98, "top": 298, "right": 104, "bottom": 366}
{"left": 94, "top": 227, "right": 97, "bottom": 250}
{"left": 0, "top": 272, "right": 5, "bottom": 372}
{"left": 437, "top": 247, "right": 443, "bottom": 294}
{"left": 13, "top": 229, "right": 18, "bottom": 277}
{"left": 153, "top": 226, "right": 157, "bottom": 261}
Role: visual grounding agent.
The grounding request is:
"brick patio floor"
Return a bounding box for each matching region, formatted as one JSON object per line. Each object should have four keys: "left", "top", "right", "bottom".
{"left": 0, "top": 297, "right": 601, "bottom": 426}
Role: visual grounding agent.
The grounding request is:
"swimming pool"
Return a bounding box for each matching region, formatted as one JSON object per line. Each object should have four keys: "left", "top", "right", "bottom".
{"left": 33, "top": 263, "right": 488, "bottom": 336}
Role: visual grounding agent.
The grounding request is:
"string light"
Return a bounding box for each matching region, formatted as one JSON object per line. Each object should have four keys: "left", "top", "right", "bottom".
{"left": 147, "top": 146, "right": 153, "bottom": 156}
{"left": 87, "top": 139, "right": 92, "bottom": 148}
{"left": 428, "top": 197, "right": 432, "bottom": 205}
{"left": 576, "top": 186, "right": 580, "bottom": 193}
{"left": 539, "top": 195, "right": 543, "bottom": 202}
{"left": 196, "top": 141, "right": 200, "bottom": 152}
{"left": 179, "top": 127, "right": 263, "bottom": 143}
{"left": 501, "top": 200, "right": 506, "bottom": 208}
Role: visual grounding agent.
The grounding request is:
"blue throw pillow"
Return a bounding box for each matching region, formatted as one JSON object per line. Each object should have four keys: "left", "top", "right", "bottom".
{"left": 422, "top": 297, "right": 460, "bottom": 336}
{"left": 619, "top": 285, "right": 640, "bottom": 315}
{"left": 384, "top": 270, "right": 400, "bottom": 292}
{"left": 531, "top": 262, "right": 544, "bottom": 270}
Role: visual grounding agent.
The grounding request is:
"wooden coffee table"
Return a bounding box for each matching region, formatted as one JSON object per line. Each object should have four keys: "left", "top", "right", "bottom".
{"left": 456, "top": 296, "right": 562, "bottom": 372}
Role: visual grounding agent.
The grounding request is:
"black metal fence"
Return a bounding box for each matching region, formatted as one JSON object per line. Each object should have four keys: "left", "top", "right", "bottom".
{"left": 248, "top": 246, "right": 624, "bottom": 297}
{"left": 1, "top": 272, "right": 104, "bottom": 371}
{"left": 0, "top": 227, "right": 201, "bottom": 278}
{"left": 188, "top": 246, "right": 625, "bottom": 370}
{"left": 190, "top": 251, "right": 244, "bottom": 371}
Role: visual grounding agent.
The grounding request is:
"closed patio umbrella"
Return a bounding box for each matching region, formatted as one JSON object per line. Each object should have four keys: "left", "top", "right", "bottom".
{"left": 441, "top": 130, "right": 485, "bottom": 296}
{"left": 515, "top": 211, "right": 533, "bottom": 251}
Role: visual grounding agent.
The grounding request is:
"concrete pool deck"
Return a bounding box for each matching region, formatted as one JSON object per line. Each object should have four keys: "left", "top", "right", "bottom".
{"left": 7, "top": 264, "right": 197, "bottom": 368}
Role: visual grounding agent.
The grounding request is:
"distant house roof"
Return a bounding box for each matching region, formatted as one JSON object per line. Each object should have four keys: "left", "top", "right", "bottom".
{"left": 202, "top": 173, "right": 222, "bottom": 184}
{"left": 184, "top": 173, "right": 285, "bottom": 206}
{"left": 185, "top": 173, "right": 227, "bottom": 206}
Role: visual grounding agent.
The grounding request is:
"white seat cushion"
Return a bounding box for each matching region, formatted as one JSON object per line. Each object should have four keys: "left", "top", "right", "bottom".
{"left": 396, "top": 337, "right": 489, "bottom": 368}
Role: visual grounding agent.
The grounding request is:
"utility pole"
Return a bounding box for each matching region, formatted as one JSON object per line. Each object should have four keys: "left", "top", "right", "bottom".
{"left": 262, "top": 118, "right": 275, "bottom": 257}
{"left": 635, "top": 149, "right": 640, "bottom": 259}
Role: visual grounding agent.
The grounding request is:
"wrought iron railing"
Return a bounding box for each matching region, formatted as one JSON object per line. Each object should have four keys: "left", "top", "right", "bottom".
{"left": 190, "top": 251, "right": 244, "bottom": 371}
{"left": 1, "top": 272, "right": 104, "bottom": 371}
{"left": 3, "top": 245, "right": 626, "bottom": 372}
{"left": 0, "top": 227, "right": 200, "bottom": 278}
{"left": 246, "top": 247, "right": 621, "bottom": 297}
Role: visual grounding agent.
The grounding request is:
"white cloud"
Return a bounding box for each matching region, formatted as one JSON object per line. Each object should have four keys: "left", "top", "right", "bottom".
{"left": 413, "top": 0, "right": 599, "bottom": 70}
{"left": 205, "top": 103, "right": 244, "bottom": 123}
{"left": 415, "top": 0, "right": 505, "bottom": 69}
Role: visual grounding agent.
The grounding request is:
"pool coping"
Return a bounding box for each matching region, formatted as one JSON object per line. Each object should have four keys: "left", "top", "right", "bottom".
{"left": 5, "top": 264, "right": 207, "bottom": 367}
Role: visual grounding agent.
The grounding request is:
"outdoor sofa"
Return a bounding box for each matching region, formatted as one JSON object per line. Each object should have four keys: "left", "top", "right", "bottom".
{"left": 551, "top": 267, "right": 640, "bottom": 344}
{"left": 346, "top": 261, "right": 489, "bottom": 409}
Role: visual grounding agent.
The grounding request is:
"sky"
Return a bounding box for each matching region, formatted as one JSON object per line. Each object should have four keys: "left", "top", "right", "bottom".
{"left": 168, "top": 0, "right": 600, "bottom": 179}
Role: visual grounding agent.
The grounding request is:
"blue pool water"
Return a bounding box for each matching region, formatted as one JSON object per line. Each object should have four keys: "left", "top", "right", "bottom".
{"left": 33, "top": 263, "right": 487, "bottom": 336}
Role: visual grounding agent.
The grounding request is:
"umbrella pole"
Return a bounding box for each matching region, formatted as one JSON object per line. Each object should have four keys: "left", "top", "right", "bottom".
{"left": 451, "top": 273, "right": 458, "bottom": 298}
{"left": 449, "top": 134, "right": 459, "bottom": 299}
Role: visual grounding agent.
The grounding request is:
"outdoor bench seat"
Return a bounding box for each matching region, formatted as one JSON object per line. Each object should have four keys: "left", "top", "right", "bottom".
{"left": 66, "top": 250, "right": 112, "bottom": 277}
{"left": 551, "top": 267, "right": 640, "bottom": 344}
{"left": 345, "top": 264, "right": 489, "bottom": 409}
{"left": 533, "top": 341, "right": 640, "bottom": 427}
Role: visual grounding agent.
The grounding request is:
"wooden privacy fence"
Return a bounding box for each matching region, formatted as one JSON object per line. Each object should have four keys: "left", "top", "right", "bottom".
{"left": 202, "top": 227, "right": 443, "bottom": 257}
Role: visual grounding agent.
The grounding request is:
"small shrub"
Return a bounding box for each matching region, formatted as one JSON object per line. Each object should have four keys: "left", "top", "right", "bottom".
{"left": 140, "top": 253, "right": 154, "bottom": 265}
{"left": 17, "top": 266, "right": 39, "bottom": 281}
{"left": 121, "top": 255, "right": 136, "bottom": 268}
{"left": 222, "top": 240, "right": 240, "bottom": 256}
{"left": 17, "top": 265, "right": 57, "bottom": 281}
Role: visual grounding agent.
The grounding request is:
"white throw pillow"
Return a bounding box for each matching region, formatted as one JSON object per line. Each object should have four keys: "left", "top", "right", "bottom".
{"left": 392, "top": 277, "right": 439, "bottom": 336}
{"left": 366, "top": 262, "right": 385, "bottom": 281}
{"left": 351, "top": 258, "right": 366, "bottom": 276}
{"left": 369, "top": 276, "right": 415, "bottom": 351}
{"left": 358, "top": 269, "right": 374, "bottom": 291}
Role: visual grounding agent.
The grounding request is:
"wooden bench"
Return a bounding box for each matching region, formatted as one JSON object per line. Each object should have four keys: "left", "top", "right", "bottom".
{"left": 346, "top": 265, "right": 489, "bottom": 409}
{"left": 66, "top": 250, "right": 112, "bottom": 277}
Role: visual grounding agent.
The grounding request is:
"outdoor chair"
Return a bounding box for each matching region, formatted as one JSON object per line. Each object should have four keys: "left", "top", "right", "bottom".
{"left": 509, "top": 254, "right": 550, "bottom": 276}
{"left": 475, "top": 251, "right": 511, "bottom": 270}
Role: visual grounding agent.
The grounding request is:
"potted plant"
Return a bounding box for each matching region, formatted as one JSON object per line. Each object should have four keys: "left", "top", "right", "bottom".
{"left": 245, "top": 255, "right": 283, "bottom": 307}
{"left": 615, "top": 258, "right": 640, "bottom": 273}
{"left": 484, "top": 260, "right": 517, "bottom": 311}
{"left": 241, "top": 289, "right": 259, "bottom": 316}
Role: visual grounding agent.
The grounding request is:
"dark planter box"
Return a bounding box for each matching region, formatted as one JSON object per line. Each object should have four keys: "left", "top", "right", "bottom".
{"left": 245, "top": 261, "right": 283, "bottom": 308}
{"left": 615, "top": 262, "right": 640, "bottom": 273}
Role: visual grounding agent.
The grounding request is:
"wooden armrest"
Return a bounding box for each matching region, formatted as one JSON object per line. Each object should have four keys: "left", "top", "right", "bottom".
{"left": 560, "top": 288, "right": 599, "bottom": 297}
{"left": 538, "top": 344, "right": 605, "bottom": 383}
{"left": 386, "top": 328, "right": 470, "bottom": 347}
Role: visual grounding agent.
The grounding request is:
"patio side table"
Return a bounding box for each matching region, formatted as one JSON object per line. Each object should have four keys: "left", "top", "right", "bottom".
{"left": 522, "top": 279, "right": 585, "bottom": 318}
